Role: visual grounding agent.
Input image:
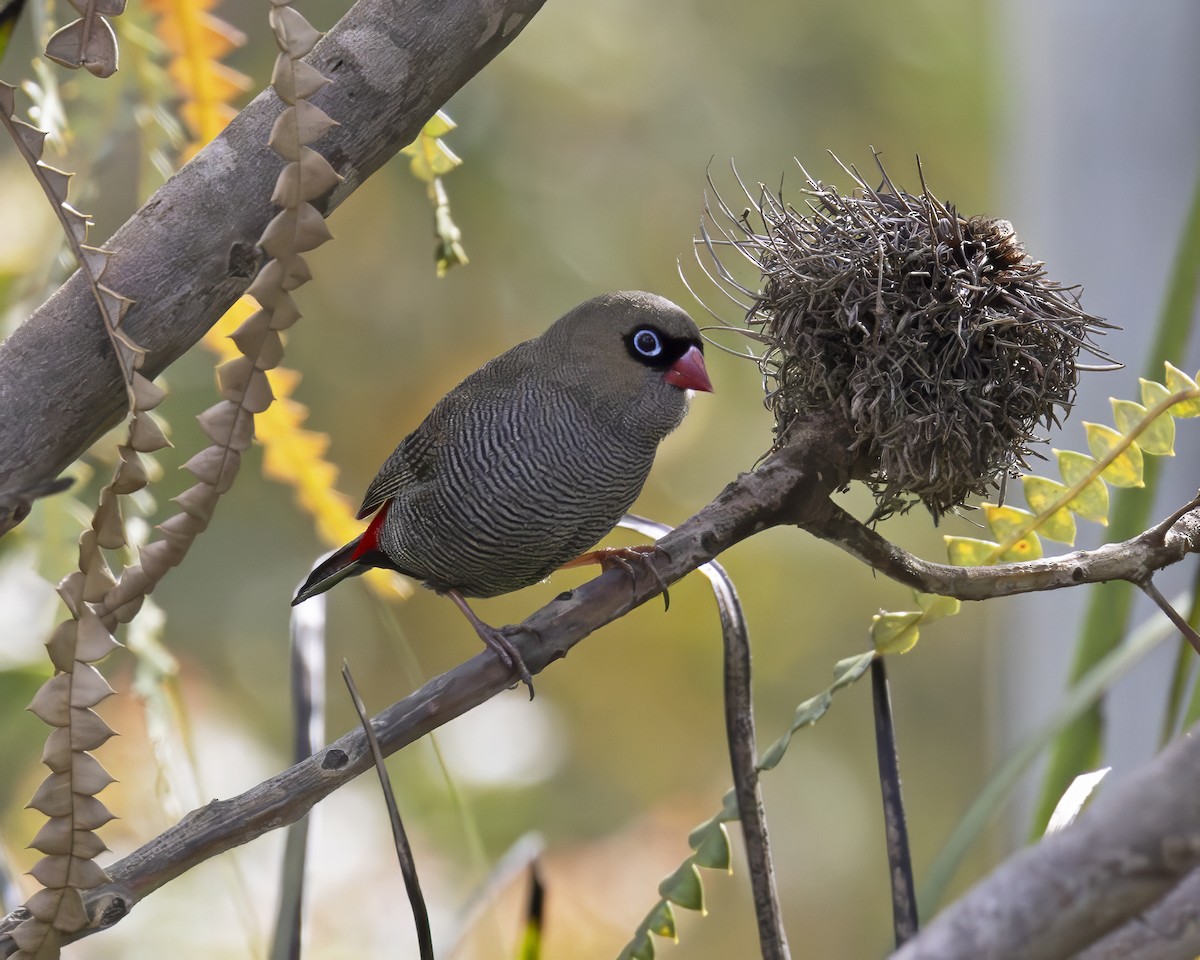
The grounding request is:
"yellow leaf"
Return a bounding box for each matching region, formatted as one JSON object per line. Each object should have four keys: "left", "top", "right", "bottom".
{"left": 1163, "top": 363, "right": 1200, "bottom": 417}
{"left": 915, "top": 593, "right": 961, "bottom": 622}
{"left": 999, "top": 533, "right": 1042, "bottom": 563}
{"left": 1055, "top": 450, "right": 1110, "bottom": 524}
{"left": 1021, "top": 475, "right": 1077, "bottom": 544}
{"left": 1083, "top": 422, "right": 1144, "bottom": 488}
{"left": 982, "top": 503, "right": 1034, "bottom": 540}
{"left": 944, "top": 536, "right": 999, "bottom": 566}
{"left": 871, "top": 611, "right": 922, "bottom": 655}
{"left": 1112, "top": 398, "right": 1175, "bottom": 456}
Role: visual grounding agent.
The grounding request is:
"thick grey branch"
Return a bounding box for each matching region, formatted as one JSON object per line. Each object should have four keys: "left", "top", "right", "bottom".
{"left": 0, "top": 0, "right": 548, "bottom": 534}
{"left": 1074, "top": 866, "right": 1200, "bottom": 960}
{"left": 889, "top": 726, "right": 1200, "bottom": 960}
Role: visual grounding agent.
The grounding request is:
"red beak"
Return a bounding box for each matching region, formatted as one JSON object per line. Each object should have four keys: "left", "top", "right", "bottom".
{"left": 663, "top": 345, "right": 714, "bottom": 392}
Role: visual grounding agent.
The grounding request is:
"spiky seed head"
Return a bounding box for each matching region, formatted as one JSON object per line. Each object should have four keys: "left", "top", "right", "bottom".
{"left": 697, "top": 156, "right": 1114, "bottom": 521}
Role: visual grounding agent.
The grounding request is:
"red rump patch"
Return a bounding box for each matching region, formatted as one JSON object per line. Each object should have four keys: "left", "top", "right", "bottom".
{"left": 350, "top": 501, "right": 390, "bottom": 560}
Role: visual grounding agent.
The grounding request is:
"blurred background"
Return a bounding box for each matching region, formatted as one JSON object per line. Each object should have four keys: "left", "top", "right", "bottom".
{"left": 1, "top": 0, "right": 1198, "bottom": 956}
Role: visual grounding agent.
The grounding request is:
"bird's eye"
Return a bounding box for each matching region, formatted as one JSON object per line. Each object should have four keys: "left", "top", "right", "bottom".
{"left": 632, "top": 328, "right": 663, "bottom": 357}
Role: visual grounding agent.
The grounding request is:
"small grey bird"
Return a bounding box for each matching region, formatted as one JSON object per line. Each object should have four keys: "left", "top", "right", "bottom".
{"left": 293, "top": 291, "right": 713, "bottom": 689}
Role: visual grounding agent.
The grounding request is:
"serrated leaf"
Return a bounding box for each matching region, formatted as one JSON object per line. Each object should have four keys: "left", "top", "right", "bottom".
{"left": 131, "top": 372, "right": 165, "bottom": 410}
{"left": 657, "top": 862, "right": 704, "bottom": 913}
{"left": 270, "top": 53, "right": 329, "bottom": 104}
{"left": 27, "top": 772, "right": 72, "bottom": 816}
{"left": 871, "top": 611, "right": 921, "bottom": 655}
{"left": 271, "top": 147, "right": 342, "bottom": 206}
{"left": 111, "top": 446, "right": 147, "bottom": 494}
{"left": 92, "top": 487, "right": 125, "bottom": 549}
{"left": 45, "top": 15, "right": 119, "bottom": 78}
{"left": 126, "top": 411, "right": 169, "bottom": 455}
{"left": 76, "top": 607, "right": 118, "bottom": 662}
{"left": 9, "top": 916, "right": 58, "bottom": 953}
{"left": 28, "top": 675, "right": 71, "bottom": 727}
{"left": 25, "top": 886, "right": 87, "bottom": 931}
{"left": 183, "top": 445, "right": 241, "bottom": 493}
{"left": 1163, "top": 363, "right": 1200, "bottom": 416}
{"left": 173, "top": 483, "right": 219, "bottom": 523}
{"left": 1021, "top": 475, "right": 1077, "bottom": 544}
{"left": 70, "top": 663, "right": 114, "bottom": 708}
{"left": 45, "top": 620, "right": 78, "bottom": 674}
{"left": 71, "top": 793, "right": 115, "bottom": 831}
{"left": 1055, "top": 450, "right": 1109, "bottom": 524}
{"left": 268, "top": 5, "right": 321, "bottom": 58}
{"left": 197, "top": 401, "right": 255, "bottom": 451}
{"left": 1083, "top": 422, "right": 1144, "bottom": 488}
{"left": 944, "top": 536, "right": 998, "bottom": 566}
{"left": 645, "top": 900, "right": 676, "bottom": 939}
{"left": 29, "top": 853, "right": 109, "bottom": 890}
{"left": 71, "top": 752, "right": 115, "bottom": 795}
{"left": 260, "top": 202, "right": 331, "bottom": 256}
{"left": 691, "top": 821, "right": 731, "bottom": 871}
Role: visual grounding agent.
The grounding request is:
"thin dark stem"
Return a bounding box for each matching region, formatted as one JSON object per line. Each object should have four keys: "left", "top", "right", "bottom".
{"left": 342, "top": 663, "right": 434, "bottom": 960}
{"left": 1139, "top": 578, "right": 1200, "bottom": 656}
{"left": 871, "top": 657, "right": 918, "bottom": 946}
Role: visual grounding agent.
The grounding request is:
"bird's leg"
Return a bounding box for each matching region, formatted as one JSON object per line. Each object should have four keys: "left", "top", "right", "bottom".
{"left": 442, "top": 588, "right": 536, "bottom": 697}
{"left": 560, "top": 544, "right": 670, "bottom": 611}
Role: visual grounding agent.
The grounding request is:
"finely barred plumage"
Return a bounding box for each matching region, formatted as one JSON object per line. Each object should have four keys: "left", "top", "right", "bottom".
{"left": 361, "top": 292, "right": 697, "bottom": 596}
{"left": 292, "top": 291, "right": 711, "bottom": 684}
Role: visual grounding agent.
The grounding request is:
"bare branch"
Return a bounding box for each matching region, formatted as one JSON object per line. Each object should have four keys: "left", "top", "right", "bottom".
{"left": 3, "top": 410, "right": 1199, "bottom": 953}
{"left": 888, "top": 726, "right": 1200, "bottom": 960}
{"left": 0, "top": 0, "right": 548, "bottom": 535}
{"left": 1074, "top": 866, "right": 1200, "bottom": 960}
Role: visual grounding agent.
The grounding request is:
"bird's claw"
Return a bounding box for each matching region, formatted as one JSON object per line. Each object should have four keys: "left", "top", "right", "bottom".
{"left": 563, "top": 544, "right": 670, "bottom": 611}
{"left": 483, "top": 624, "right": 537, "bottom": 699}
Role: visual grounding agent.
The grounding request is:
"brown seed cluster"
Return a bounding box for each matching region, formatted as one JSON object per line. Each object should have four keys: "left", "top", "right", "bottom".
{"left": 696, "top": 157, "right": 1113, "bottom": 520}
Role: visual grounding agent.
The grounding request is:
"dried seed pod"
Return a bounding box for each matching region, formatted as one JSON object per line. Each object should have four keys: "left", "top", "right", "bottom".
{"left": 698, "top": 155, "right": 1114, "bottom": 520}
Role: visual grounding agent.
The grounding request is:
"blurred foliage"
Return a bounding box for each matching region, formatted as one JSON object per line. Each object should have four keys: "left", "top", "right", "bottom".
{"left": 0, "top": 0, "right": 1196, "bottom": 958}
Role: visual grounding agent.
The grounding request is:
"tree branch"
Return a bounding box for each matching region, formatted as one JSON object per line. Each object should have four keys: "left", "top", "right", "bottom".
{"left": 888, "top": 725, "right": 1200, "bottom": 960}
{"left": 0, "top": 0, "right": 548, "bottom": 535}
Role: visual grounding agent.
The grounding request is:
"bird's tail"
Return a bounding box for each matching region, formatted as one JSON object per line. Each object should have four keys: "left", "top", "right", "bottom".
{"left": 292, "top": 539, "right": 371, "bottom": 605}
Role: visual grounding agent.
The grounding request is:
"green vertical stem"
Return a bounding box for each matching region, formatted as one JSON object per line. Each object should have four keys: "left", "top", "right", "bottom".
{"left": 1030, "top": 162, "right": 1200, "bottom": 836}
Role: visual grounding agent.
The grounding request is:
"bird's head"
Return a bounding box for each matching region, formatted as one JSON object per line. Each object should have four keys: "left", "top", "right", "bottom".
{"left": 543, "top": 290, "right": 712, "bottom": 440}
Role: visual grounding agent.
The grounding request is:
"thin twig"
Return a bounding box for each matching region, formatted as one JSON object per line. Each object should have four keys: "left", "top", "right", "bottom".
{"left": 342, "top": 662, "right": 434, "bottom": 960}
{"left": 871, "top": 657, "right": 918, "bottom": 946}
{"left": 1139, "top": 579, "right": 1200, "bottom": 656}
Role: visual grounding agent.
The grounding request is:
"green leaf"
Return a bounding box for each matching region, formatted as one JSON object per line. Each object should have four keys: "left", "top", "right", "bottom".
{"left": 871, "top": 611, "right": 921, "bottom": 655}
{"left": 1054, "top": 450, "right": 1110, "bottom": 524}
{"left": 1112, "top": 397, "right": 1175, "bottom": 456}
{"left": 916, "top": 593, "right": 960, "bottom": 621}
{"left": 1021, "top": 475, "right": 1077, "bottom": 544}
{"left": 645, "top": 900, "right": 676, "bottom": 939}
{"left": 944, "top": 536, "right": 999, "bottom": 566}
{"left": 618, "top": 930, "right": 656, "bottom": 960}
{"left": 691, "top": 822, "right": 731, "bottom": 872}
{"left": 1083, "top": 422, "right": 1144, "bottom": 488}
{"left": 1163, "top": 362, "right": 1200, "bottom": 416}
{"left": 658, "top": 862, "right": 704, "bottom": 913}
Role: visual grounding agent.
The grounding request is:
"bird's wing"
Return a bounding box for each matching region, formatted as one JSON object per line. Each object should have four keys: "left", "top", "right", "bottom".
{"left": 356, "top": 344, "right": 538, "bottom": 520}
{"left": 356, "top": 424, "right": 437, "bottom": 519}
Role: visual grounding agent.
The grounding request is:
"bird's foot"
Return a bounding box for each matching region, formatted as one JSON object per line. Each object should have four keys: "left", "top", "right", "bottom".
{"left": 478, "top": 623, "right": 537, "bottom": 699}
{"left": 561, "top": 544, "right": 670, "bottom": 611}
{"left": 442, "top": 588, "right": 536, "bottom": 698}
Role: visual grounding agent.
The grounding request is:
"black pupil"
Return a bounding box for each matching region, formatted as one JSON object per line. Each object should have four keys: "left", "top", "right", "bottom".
{"left": 635, "top": 330, "right": 660, "bottom": 355}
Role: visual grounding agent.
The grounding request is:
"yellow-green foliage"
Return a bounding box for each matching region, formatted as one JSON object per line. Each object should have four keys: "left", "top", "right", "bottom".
{"left": 945, "top": 362, "right": 1200, "bottom": 566}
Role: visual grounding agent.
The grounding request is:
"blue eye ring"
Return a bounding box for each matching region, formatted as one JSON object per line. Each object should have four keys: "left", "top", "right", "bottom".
{"left": 632, "top": 328, "right": 663, "bottom": 357}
